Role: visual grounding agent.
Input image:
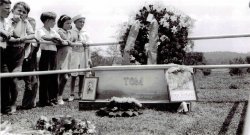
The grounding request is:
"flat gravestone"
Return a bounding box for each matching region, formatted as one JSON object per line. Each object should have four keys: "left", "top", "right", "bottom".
{"left": 92, "top": 65, "right": 177, "bottom": 100}
{"left": 80, "top": 65, "right": 196, "bottom": 111}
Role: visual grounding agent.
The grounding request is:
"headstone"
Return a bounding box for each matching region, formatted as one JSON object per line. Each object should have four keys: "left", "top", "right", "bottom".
{"left": 93, "top": 65, "right": 175, "bottom": 100}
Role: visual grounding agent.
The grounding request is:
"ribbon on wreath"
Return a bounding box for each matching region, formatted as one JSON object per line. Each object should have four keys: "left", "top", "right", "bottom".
{"left": 146, "top": 14, "right": 159, "bottom": 64}
{"left": 124, "top": 20, "right": 140, "bottom": 51}
{"left": 122, "top": 20, "right": 140, "bottom": 64}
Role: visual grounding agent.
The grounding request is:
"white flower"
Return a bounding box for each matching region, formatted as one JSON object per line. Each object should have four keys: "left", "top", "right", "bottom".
{"left": 170, "top": 15, "right": 177, "bottom": 22}
{"left": 45, "top": 123, "right": 51, "bottom": 129}
{"left": 179, "top": 16, "right": 186, "bottom": 22}
{"left": 135, "top": 61, "right": 141, "bottom": 65}
{"left": 130, "top": 55, "right": 135, "bottom": 61}
{"left": 160, "top": 35, "right": 167, "bottom": 41}
{"left": 171, "top": 26, "right": 178, "bottom": 34}
{"left": 140, "top": 24, "right": 147, "bottom": 29}
{"left": 163, "top": 21, "right": 170, "bottom": 28}
{"left": 185, "top": 20, "right": 193, "bottom": 28}
{"left": 163, "top": 14, "right": 170, "bottom": 19}
{"left": 87, "top": 129, "right": 96, "bottom": 134}
{"left": 179, "top": 20, "right": 186, "bottom": 28}
{"left": 157, "top": 42, "right": 161, "bottom": 46}
{"left": 159, "top": 18, "right": 165, "bottom": 25}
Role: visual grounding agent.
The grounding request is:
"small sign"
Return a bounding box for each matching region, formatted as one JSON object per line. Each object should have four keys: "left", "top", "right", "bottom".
{"left": 165, "top": 68, "right": 197, "bottom": 102}
{"left": 82, "top": 77, "right": 98, "bottom": 101}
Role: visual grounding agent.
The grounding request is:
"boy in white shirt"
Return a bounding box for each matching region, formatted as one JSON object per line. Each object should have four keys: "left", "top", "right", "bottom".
{"left": 36, "top": 11, "right": 65, "bottom": 107}
{"left": 5, "top": 1, "right": 36, "bottom": 113}
{"left": 0, "top": 0, "right": 11, "bottom": 114}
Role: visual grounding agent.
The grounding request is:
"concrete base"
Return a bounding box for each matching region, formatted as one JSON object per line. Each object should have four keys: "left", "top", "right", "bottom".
{"left": 79, "top": 100, "right": 192, "bottom": 112}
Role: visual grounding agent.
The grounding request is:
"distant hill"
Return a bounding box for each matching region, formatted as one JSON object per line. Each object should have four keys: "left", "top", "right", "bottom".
{"left": 203, "top": 51, "right": 250, "bottom": 64}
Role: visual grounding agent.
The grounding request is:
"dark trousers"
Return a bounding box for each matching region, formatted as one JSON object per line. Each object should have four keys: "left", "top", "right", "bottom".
{"left": 0, "top": 47, "right": 11, "bottom": 113}
{"left": 5, "top": 46, "right": 25, "bottom": 106}
{"left": 22, "top": 46, "right": 39, "bottom": 108}
{"left": 39, "top": 50, "right": 58, "bottom": 105}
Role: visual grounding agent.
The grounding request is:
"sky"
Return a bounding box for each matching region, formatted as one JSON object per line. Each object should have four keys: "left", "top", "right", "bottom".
{"left": 10, "top": 0, "right": 250, "bottom": 53}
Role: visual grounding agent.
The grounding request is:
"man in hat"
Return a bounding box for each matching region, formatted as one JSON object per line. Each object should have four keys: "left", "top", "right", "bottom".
{"left": 68, "top": 14, "right": 92, "bottom": 101}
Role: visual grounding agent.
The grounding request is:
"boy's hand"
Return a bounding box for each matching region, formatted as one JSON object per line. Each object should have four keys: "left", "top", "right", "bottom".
{"left": 18, "top": 37, "right": 26, "bottom": 43}
{"left": 82, "top": 41, "right": 87, "bottom": 47}
{"left": 12, "top": 15, "right": 21, "bottom": 23}
{"left": 0, "top": 30, "right": 11, "bottom": 41}
{"left": 51, "top": 37, "right": 63, "bottom": 44}
{"left": 88, "top": 60, "right": 93, "bottom": 68}
{"left": 34, "top": 37, "right": 40, "bottom": 43}
{"left": 61, "top": 40, "right": 70, "bottom": 46}
{"left": 18, "top": 37, "right": 27, "bottom": 43}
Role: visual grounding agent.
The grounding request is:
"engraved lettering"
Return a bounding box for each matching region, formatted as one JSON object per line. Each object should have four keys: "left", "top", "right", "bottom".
{"left": 124, "top": 77, "right": 129, "bottom": 86}
{"left": 123, "top": 77, "right": 144, "bottom": 86}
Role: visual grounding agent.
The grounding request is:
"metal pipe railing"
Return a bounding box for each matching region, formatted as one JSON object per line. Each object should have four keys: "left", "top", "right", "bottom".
{"left": 1, "top": 64, "right": 249, "bottom": 78}
{"left": 188, "top": 33, "right": 250, "bottom": 40}
{"left": 0, "top": 68, "right": 91, "bottom": 78}
{"left": 190, "top": 64, "right": 250, "bottom": 69}
{"left": 23, "top": 33, "right": 250, "bottom": 46}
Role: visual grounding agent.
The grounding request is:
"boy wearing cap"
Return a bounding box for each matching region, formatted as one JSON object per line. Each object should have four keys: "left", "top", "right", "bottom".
{"left": 68, "top": 14, "right": 92, "bottom": 101}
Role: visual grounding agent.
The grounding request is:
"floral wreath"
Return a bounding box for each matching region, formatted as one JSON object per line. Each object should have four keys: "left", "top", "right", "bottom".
{"left": 119, "top": 4, "right": 194, "bottom": 65}
{"left": 96, "top": 97, "right": 143, "bottom": 117}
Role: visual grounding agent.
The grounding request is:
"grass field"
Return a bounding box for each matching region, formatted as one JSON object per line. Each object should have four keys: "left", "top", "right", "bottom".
{"left": 1, "top": 69, "right": 250, "bottom": 135}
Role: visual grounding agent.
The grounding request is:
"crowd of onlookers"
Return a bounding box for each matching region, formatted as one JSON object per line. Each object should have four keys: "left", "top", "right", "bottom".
{"left": 0, "top": 0, "right": 92, "bottom": 115}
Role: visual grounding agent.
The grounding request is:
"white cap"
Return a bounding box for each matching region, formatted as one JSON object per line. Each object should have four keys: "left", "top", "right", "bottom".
{"left": 72, "top": 14, "right": 85, "bottom": 22}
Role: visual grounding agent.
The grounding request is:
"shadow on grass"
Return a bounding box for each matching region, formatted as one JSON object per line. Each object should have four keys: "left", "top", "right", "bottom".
{"left": 236, "top": 101, "right": 248, "bottom": 135}
{"left": 218, "top": 102, "right": 239, "bottom": 135}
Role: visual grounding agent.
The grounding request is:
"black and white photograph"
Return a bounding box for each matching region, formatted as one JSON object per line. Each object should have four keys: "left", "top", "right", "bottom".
{"left": 1, "top": 0, "right": 250, "bottom": 134}
{"left": 82, "top": 77, "right": 98, "bottom": 100}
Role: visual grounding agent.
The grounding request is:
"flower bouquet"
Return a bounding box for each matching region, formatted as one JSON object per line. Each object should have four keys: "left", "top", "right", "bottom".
{"left": 96, "top": 97, "right": 143, "bottom": 117}
{"left": 35, "top": 115, "right": 96, "bottom": 135}
{"left": 119, "top": 3, "right": 193, "bottom": 65}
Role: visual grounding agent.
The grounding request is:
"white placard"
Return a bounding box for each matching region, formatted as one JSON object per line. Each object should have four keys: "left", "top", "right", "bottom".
{"left": 165, "top": 69, "right": 197, "bottom": 102}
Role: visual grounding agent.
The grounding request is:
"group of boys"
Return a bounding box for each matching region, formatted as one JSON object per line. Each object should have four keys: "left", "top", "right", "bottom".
{"left": 1, "top": 0, "right": 91, "bottom": 115}
{"left": 1, "top": 0, "right": 40, "bottom": 114}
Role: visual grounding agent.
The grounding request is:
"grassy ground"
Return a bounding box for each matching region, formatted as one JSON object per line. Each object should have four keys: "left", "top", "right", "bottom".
{"left": 1, "top": 69, "right": 250, "bottom": 135}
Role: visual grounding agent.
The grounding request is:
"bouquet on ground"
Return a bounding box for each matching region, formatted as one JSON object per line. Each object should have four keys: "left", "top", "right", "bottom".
{"left": 96, "top": 97, "right": 143, "bottom": 117}
{"left": 35, "top": 115, "right": 96, "bottom": 135}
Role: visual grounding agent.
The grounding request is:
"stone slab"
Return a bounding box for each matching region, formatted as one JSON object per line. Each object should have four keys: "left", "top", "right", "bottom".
{"left": 93, "top": 66, "right": 169, "bottom": 100}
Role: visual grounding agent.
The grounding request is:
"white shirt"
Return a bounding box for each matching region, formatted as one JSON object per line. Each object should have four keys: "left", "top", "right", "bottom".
{"left": 70, "top": 27, "right": 91, "bottom": 52}
{"left": 36, "top": 27, "right": 61, "bottom": 51}
{"left": 0, "top": 18, "right": 10, "bottom": 48}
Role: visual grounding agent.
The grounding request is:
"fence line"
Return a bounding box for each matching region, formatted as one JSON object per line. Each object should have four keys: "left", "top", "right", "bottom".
{"left": 24, "top": 33, "right": 250, "bottom": 46}
{"left": 24, "top": 40, "right": 123, "bottom": 46}
{"left": 191, "top": 64, "right": 250, "bottom": 69}
{"left": 1, "top": 64, "right": 250, "bottom": 78}
{"left": 0, "top": 68, "right": 91, "bottom": 78}
{"left": 188, "top": 33, "right": 250, "bottom": 40}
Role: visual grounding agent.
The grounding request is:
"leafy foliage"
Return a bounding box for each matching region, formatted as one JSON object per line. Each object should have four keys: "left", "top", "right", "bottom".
{"left": 184, "top": 52, "right": 211, "bottom": 76}
{"left": 229, "top": 57, "right": 245, "bottom": 76}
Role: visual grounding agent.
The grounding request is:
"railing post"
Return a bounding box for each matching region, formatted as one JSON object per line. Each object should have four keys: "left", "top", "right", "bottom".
{"left": 243, "top": 95, "right": 250, "bottom": 135}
